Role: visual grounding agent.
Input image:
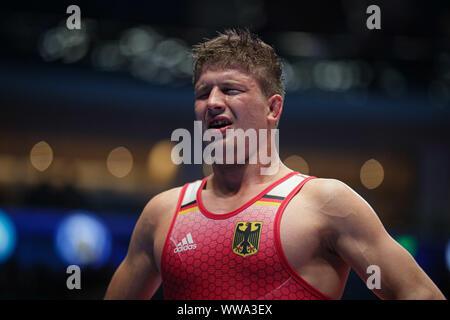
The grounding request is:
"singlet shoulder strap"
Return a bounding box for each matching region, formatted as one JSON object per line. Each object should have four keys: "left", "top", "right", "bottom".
{"left": 179, "top": 173, "right": 315, "bottom": 213}
{"left": 180, "top": 179, "right": 202, "bottom": 209}
{"left": 265, "top": 173, "right": 315, "bottom": 200}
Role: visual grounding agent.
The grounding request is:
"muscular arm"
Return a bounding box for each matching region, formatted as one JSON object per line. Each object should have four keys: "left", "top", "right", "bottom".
{"left": 104, "top": 188, "right": 180, "bottom": 299}
{"left": 313, "top": 179, "right": 446, "bottom": 300}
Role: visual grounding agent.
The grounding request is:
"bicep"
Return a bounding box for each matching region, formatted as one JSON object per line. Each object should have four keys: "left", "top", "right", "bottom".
{"left": 105, "top": 208, "right": 161, "bottom": 299}
{"left": 336, "top": 222, "right": 423, "bottom": 299}
{"left": 324, "top": 181, "right": 443, "bottom": 299}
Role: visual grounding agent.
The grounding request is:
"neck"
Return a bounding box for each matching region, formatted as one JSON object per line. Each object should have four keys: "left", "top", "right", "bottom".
{"left": 204, "top": 125, "right": 289, "bottom": 195}
{"left": 207, "top": 156, "right": 291, "bottom": 196}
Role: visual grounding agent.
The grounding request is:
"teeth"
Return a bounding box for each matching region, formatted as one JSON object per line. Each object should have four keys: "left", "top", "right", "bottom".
{"left": 210, "top": 119, "right": 231, "bottom": 128}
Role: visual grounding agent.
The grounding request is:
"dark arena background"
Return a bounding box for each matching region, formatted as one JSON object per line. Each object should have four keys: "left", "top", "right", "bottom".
{"left": 0, "top": 0, "right": 449, "bottom": 300}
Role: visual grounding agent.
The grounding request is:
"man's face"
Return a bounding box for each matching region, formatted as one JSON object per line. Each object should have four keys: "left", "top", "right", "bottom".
{"left": 194, "top": 67, "right": 270, "bottom": 140}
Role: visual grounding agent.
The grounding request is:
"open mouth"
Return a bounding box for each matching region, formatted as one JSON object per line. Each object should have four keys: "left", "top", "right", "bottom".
{"left": 208, "top": 118, "right": 233, "bottom": 130}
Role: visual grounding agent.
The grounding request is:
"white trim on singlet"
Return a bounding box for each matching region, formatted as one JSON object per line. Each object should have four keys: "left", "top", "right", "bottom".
{"left": 181, "top": 180, "right": 202, "bottom": 207}
{"left": 265, "top": 174, "right": 309, "bottom": 198}
{"left": 182, "top": 173, "right": 309, "bottom": 207}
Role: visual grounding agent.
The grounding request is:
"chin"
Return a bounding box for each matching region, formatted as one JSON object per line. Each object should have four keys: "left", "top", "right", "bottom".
{"left": 203, "top": 138, "right": 245, "bottom": 165}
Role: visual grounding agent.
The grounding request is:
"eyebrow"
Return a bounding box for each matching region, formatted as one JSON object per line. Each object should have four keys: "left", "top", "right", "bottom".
{"left": 194, "top": 83, "right": 208, "bottom": 92}
{"left": 195, "top": 80, "right": 246, "bottom": 92}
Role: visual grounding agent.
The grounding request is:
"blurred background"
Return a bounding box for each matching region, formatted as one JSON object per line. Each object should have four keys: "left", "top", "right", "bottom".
{"left": 0, "top": 0, "right": 449, "bottom": 299}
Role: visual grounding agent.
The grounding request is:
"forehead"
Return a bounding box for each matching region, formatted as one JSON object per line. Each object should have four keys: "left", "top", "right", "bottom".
{"left": 194, "top": 67, "right": 260, "bottom": 91}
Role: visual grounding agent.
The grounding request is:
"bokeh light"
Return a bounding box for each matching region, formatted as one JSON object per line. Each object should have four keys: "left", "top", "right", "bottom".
{"left": 92, "top": 42, "right": 124, "bottom": 71}
{"left": 30, "top": 141, "right": 53, "bottom": 172}
{"left": 395, "top": 235, "right": 418, "bottom": 258}
{"left": 106, "top": 146, "right": 133, "bottom": 178}
{"left": 284, "top": 155, "right": 310, "bottom": 175}
{"left": 360, "top": 158, "right": 384, "bottom": 189}
{"left": 119, "top": 27, "right": 158, "bottom": 57}
{"left": 0, "top": 209, "right": 17, "bottom": 264}
{"left": 55, "top": 212, "right": 112, "bottom": 268}
{"left": 147, "top": 140, "right": 178, "bottom": 185}
{"left": 0, "top": 155, "right": 16, "bottom": 184}
{"left": 39, "top": 26, "right": 89, "bottom": 63}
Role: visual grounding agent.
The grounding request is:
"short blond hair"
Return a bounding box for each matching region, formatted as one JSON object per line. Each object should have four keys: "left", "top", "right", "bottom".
{"left": 192, "top": 29, "right": 285, "bottom": 99}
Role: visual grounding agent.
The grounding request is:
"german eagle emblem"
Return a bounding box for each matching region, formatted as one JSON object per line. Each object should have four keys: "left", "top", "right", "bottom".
{"left": 232, "top": 221, "right": 263, "bottom": 257}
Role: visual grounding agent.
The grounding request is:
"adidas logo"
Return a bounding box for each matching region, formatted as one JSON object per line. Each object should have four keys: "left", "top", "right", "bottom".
{"left": 173, "top": 233, "right": 197, "bottom": 253}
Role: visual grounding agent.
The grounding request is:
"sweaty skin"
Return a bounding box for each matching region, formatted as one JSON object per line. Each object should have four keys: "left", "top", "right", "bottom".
{"left": 104, "top": 68, "right": 445, "bottom": 300}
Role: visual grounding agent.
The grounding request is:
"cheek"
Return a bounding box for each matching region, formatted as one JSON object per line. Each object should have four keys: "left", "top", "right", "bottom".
{"left": 239, "top": 101, "right": 267, "bottom": 123}
{"left": 194, "top": 103, "right": 205, "bottom": 120}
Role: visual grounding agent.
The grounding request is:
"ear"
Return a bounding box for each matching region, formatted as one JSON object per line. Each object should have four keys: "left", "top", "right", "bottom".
{"left": 267, "top": 94, "right": 283, "bottom": 125}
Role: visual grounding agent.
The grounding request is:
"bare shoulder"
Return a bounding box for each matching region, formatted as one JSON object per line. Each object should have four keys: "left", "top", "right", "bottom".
{"left": 141, "top": 186, "right": 184, "bottom": 225}
{"left": 301, "top": 177, "right": 352, "bottom": 206}
{"left": 300, "top": 177, "right": 385, "bottom": 237}
{"left": 129, "top": 186, "right": 184, "bottom": 254}
{"left": 300, "top": 177, "right": 377, "bottom": 221}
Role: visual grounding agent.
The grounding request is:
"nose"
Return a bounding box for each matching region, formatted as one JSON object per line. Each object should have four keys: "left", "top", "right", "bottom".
{"left": 207, "top": 86, "right": 226, "bottom": 115}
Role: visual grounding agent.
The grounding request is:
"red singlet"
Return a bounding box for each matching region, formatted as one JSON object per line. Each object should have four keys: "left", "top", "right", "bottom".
{"left": 161, "top": 171, "right": 330, "bottom": 300}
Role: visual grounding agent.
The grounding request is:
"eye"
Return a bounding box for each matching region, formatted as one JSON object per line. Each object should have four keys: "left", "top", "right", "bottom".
{"left": 195, "top": 91, "right": 209, "bottom": 100}
{"left": 223, "top": 88, "right": 241, "bottom": 95}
